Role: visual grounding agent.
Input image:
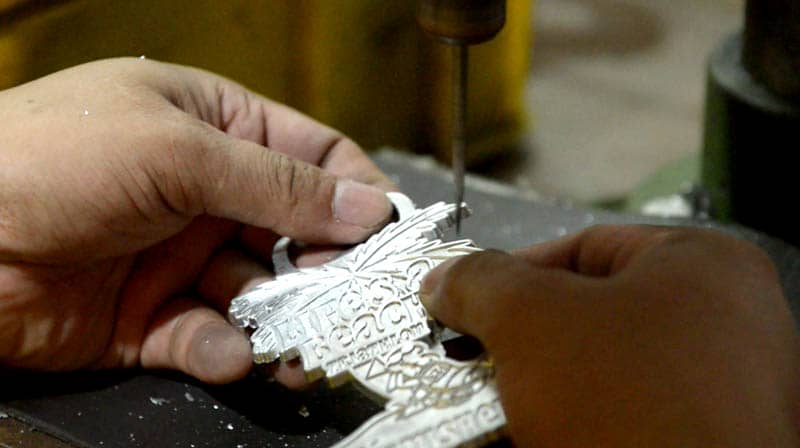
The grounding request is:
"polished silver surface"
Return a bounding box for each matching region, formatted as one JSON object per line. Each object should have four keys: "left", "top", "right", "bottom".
{"left": 229, "top": 193, "right": 506, "bottom": 447}
{"left": 338, "top": 341, "right": 504, "bottom": 448}
{"left": 228, "top": 193, "right": 475, "bottom": 378}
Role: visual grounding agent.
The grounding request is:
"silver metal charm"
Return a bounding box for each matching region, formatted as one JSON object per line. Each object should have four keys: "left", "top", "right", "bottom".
{"left": 229, "top": 193, "right": 506, "bottom": 448}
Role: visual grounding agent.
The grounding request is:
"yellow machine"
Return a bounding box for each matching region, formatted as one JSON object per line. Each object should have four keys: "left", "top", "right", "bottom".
{"left": 1, "top": 0, "right": 531, "bottom": 164}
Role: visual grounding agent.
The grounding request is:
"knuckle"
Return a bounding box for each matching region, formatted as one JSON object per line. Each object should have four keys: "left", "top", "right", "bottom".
{"left": 144, "top": 120, "right": 211, "bottom": 216}
{"left": 265, "top": 152, "right": 302, "bottom": 207}
{"left": 722, "top": 235, "right": 780, "bottom": 280}
{"left": 454, "top": 250, "right": 507, "bottom": 276}
{"left": 264, "top": 151, "right": 331, "bottom": 213}
{"left": 644, "top": 226, "right": 698, "bottom": 247}
{"left": 319, "top": 133, "right": 350, "bottom": 163}
{"left": 630, "top": 226, "right": 781, "bottom": 289}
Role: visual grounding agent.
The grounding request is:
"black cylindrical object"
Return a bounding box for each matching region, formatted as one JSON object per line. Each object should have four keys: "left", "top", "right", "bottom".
{"left": 701, "top": 0, "right": 800, "bottom": 246}
{"left": 742, "top": 0, "right": 800, "bottom": 100}
{"left": 417, "top": 0, "right": 506, "bottom": 45}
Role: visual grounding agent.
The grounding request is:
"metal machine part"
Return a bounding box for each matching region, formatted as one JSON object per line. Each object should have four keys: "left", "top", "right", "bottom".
{"left": 417, "top": 0, "right": 506, "bottom": 45}
{"left": 229, "top": 193, "right": 506, "bottom": 448}
{"left": 742, "top": 0, "right": 800, "bottom": 100}
{"left": 701, "top": 0, "right": 800, "bottom": 247}
{"left": 417, "top": 0, "right": 506, "bottom": 233}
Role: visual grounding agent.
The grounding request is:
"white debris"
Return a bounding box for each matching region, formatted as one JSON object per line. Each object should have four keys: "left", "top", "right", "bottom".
{"left": 0, "top": 411, "right": 8, "bottom": 419}
{"left": 298, "top": 406, "right": 310, "bottom": 418}
{"left": 149, "top": 397, "right": 169, "bottom": 406}
{"left": 226, "top": 423, "right": 234, "bottom": 431}
{"left": 641, "top": 195, "right": 693, "bottom": 218}
{"left": 184, "top": 392, "right": 195, "bottom": 402}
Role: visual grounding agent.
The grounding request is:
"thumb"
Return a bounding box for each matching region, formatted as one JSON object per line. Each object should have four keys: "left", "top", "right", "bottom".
{"left": 420, "top": 251, "right": 537, "bottom": 346}
{"left": 189, "top": 132, "right": 393, "bottom": 244}
{"left": 420, "top": 250, "right": 586, "bottom": 351}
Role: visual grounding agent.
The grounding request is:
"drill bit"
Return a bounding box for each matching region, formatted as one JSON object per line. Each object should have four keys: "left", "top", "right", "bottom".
{"left": 452, "top": 44, "right": 468, "bottom": 234}
{"left": 416, "top": 0, "right": 506, "bottom": 234}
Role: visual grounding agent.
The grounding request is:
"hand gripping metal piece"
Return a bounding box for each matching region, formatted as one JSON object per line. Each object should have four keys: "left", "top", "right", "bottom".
{"left": 229, "top": 193, "right": 506, "bottom": 448}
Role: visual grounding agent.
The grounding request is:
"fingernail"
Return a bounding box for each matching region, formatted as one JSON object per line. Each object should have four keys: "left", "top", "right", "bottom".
{"left": 333, "top": 180, "right": 392, "bottom": 228}
{"left": 420, "top": 257, "right": 460, "bottom": 308}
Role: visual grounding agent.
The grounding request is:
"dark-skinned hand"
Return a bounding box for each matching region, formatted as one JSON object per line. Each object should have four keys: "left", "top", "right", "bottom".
{"left": 422, "top": 225, "right": 800, "bottom": 447}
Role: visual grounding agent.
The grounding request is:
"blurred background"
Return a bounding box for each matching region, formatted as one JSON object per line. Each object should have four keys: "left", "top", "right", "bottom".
{"left": 499, "top": 0, "right": 743, "bottom": 207}
{"left": 0, "top": 0, "right": 744, "bottom": 208}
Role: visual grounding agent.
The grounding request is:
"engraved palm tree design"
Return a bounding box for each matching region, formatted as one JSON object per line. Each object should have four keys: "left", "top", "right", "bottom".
{"left": 229, "top": 193, "right": 506, "bottom": 448}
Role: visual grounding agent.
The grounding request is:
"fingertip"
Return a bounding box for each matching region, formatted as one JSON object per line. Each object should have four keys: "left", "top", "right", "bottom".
{"left": 423, "top": 250, "right": 521, "bottom": 338}
{"left": 420, "top": 257, "right": 462, "bottom": 311}
{"left": 187, "top": 323, "right": 253, "bottom": 384}
{"left": 272, "top": 360, "right": 311, "bottom": 390}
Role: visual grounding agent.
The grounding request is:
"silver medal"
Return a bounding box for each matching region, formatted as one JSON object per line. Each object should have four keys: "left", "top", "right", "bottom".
{"left": 229, "top": 193, "right": 506, "bottom": 447}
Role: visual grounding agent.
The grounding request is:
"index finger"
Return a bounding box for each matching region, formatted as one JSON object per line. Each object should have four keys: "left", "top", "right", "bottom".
{"left": 158, "top": 62, "right": 395, "bottom": 190}
{"left": 512, "top": 225, "right": 683, "bottom": 277}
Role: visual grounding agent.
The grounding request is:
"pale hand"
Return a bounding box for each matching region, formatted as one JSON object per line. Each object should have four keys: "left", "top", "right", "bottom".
{"left": 0, "top": 58, "right": 394, "bottom": 384}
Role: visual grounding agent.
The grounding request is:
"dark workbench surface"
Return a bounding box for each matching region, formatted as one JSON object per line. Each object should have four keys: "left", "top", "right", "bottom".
{"left": 2, "top": 150, "right": 799, "bottom": 447}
